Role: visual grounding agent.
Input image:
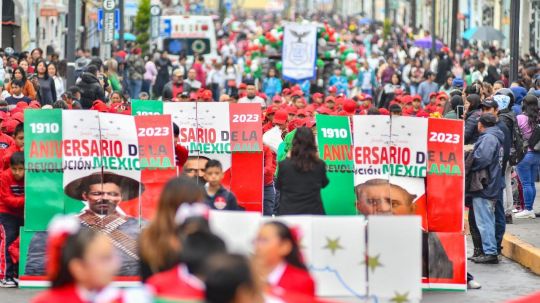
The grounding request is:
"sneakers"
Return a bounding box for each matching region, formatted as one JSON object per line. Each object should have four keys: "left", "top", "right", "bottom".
{"left": 468, "top": 248, "right": 483, "bottom": 261}
{"left": 0, "top": 278, "right": 17, "bottom": 288}
{"left": 472, "top": 254, "right": 499, "bottom": 264}
{"left": 467, "top": 279, "right": 482, "bottom": 289}
{"left": 514, "top": 210, "right": 536, "bottom": 219}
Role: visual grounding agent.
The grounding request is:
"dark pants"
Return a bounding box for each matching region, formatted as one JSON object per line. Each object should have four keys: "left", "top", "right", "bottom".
{"left": 495, "top": 191, "right": 506, "bottom": 254}
{"left": 0, "top": 213, "right": 22, "bottom": 279}
{"left": 263, "top": 183, "right": 276, "bottom": 216}
{"left": 468, "top": 206, "right": 483, "bottom": 254}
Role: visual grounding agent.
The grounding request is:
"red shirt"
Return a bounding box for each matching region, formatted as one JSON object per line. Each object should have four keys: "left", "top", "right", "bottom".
{"left": 263, "top": 145, "right": 276, "bottom": 186}
{"left": 2, "top": 144, "right": 22, "bottom": 170}
{"left": 175, "top": 144, "right": 189, "bottom": 172}
{"left": 32, "top": 285, "right": 85, "bottom": 303}
{"left": 146, "top": 266, "right": 205, "bottom": 301}
{"left": 0, "top": 169, "right": 24, "bottom": 217}
{"left": 274, "top": 264, "right": 316, "bottom": 297}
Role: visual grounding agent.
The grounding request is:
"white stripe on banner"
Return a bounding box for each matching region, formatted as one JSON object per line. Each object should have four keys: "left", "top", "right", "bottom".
{"left": 282, "top": 22, "right": 317, "bottom": 81}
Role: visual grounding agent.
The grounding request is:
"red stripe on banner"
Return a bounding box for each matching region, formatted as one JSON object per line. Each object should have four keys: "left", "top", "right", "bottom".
{"left": 426, "top": 118, "right": 464, "bottom": 232}
{"left": 226, "top": 104, "right": 263, "bottom": 212}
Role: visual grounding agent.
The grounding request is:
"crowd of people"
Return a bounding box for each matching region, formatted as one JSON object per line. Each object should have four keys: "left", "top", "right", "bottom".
{"left": 0, "top": 13, "right": 539, "bottom": 299}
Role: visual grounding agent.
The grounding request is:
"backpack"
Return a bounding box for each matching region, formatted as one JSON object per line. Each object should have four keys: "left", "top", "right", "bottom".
{"left": 499, "top": 112, "right": 527, "bottom": 165}
{"left": 528, "top": 123, "right": 540, "bottom": 152}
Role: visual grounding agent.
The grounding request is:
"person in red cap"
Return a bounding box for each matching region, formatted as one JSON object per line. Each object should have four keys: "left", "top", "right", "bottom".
{"left": 292, "top": 96, "right": 306, "bottom": 109}
{"left": 286, "top": 106, "right": 297, "bottom": 122}
{"left": 272, "top": 95, "right": 283, "bottom": 107}
{"left": 405, "top": 95, "right": 427, "bottom": 117}
{"left": 90, "top": 100, "right": 109, "bottom": 112}
{"left": 400, "top": 96, "right": 413, "bottom": 114}
{"left": 343, "top": 99, "right": 357, "bottom": 115}
{"left": 323, "top": 96, "right": 336, "bottom": 112}
{"left": 2, "top": 123, "right": 23, "bottom": 170}
{"left": 425, "top": 92, "right": 441, "bottom": 114}
{"left": 0, "top": 113, "right": 14, "bottom": 169}
{"left": 311, "top": 93, "right": 323, "bottom": 108}
{"left": 296, "top": 109, "right": 307, "bottom": 119}
{"left": 327, "top": 86, "right": 337, "bottom": 97}
{"left": 272, "top": 109, "right": 289, "bottom": 137}
{"left": 263, "top": 107, "right": 278, "bottom": 133}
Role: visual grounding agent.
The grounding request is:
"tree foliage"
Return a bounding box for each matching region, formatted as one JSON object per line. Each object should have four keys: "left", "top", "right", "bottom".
{"left": 134, "top": 0, "right": 151, "bottom": 53}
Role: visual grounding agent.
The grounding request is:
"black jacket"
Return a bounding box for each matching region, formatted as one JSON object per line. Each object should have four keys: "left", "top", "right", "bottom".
{"left": 276, "top": 159, "right": 329, "bottom": 215}
{"left": 77, "top": 72, "right": 106, "bottom": 109}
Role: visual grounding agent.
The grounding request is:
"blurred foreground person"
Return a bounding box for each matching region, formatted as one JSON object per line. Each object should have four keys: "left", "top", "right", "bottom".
{"left": 254, "top": 221, "right": 315, "bottom": 297}
{"left": 139, "top": 177, "right": 204, "bottom": 281}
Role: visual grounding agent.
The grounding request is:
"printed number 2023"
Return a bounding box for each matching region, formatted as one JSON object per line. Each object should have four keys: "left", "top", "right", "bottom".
{"left": 29, "top": 123, "right": 59, "bottom": 134}
{"left": 429, "top": 132, "right": 460, "bottom": 144}
{"left": 232, "top": 114, "right": 259, "bottom": 122}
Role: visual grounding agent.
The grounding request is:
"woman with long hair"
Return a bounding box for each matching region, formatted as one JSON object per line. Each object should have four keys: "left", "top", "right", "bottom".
{"left": 515, "top": 94, "right": 540, "bottom": 219}
{"left": 47, "top": 62, "right": 65, "bottom": 98}
{"left": 464, "top": 94, "right": 482, "bottom": 144}
{"left": 139, "top": 176, "right": 204, "bottom": 281}
{"left": 32, "top": 216, "right": 120, "bottom": 302}
{"left": 222, "top": 57, "right": 240, "bottom": 96}
{"left": 276, "top": 127, "right": 329, "bottom": 215}
{"left": 35, "top": 60, "right": 57, "bottom": 105}
{"left": 254, "top": 221, "right": 315, "bottom": 297}
{"left": 6, "top": 67, "right": 36, "bottom": 99}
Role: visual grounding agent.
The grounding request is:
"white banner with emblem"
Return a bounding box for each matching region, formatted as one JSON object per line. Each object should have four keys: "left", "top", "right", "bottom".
{"left": 282, "top": 22, "right": 317, "bottom": 81}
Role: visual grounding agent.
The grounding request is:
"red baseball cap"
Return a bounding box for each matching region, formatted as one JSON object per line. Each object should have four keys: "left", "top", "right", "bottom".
{"left": 272, "top": 95, "right": 283, "bottom": 103}
{"left": 0, "top": 112, "right": 7, "bottom": 121}
{"left": 239, "top": 83, "right": 247, "bottom": 89}
{"left": 429, "top": 92, "right": 439, "bottom": 99}
{"left": 379, "top": 108, "right": 390, "bottom": 115}
{"left": 317, "top": 106, "right": 333, "bottom": 115}
{"left": 11, "top": 112, "right": 24, "bottom": 123}
{"left": 296, "top": 109, "right": 307, "bottom": 117}
{"left": 437, "top": 92, "right": 449, "bottom": 100}
{"left": 282, "top": 88, "right": 291, "bottom": 96}
{"left": 17, "top": 101, "right": 29, "bottom": 109}
{"left": 266, "top": 106, "right": 278, "bottom": 115}
{"left": 402, "top": 95, "right": 413, "bottom": 104}
{"left": 328, "top": 86, "right": 337, "bottom": 93}
{"left": 287, "top": 106, "right": 298, "bottom": 114}
{"left": 312, "top": 92, "right": 323, "bottom": 99}
{"left": 325, "top": 96, "right": 335, "bottom": 103}
{"left": 343, "top": 100, "right": 357, "bottom": 113}
{"left": 273, "top": 109, "right": 288, "bottom": 125}
{"left": 303, "top": 118, "right": 316, "bottom": 128}
{"left": 412, "top": 95, "right": 422, "bottom": 101}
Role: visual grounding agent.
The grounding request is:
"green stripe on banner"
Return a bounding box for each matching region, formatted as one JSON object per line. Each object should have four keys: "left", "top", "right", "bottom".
{"left": 316, "top": 115, "right": 357, "bottom": 215}
{"left": 131, "top": 100, "right": 164, "bottom": 115}
{"left": 24, "top": 109, "right": 64, "bottom": 231}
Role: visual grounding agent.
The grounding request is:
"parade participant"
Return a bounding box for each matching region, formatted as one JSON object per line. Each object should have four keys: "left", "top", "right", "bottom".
{"left": 311, "top": 92, "right": 323, "bottom": 107}
{"left": 238, "top": 84, "right": 266, "bottom": 108}
{"left": 172, "top": 123, "right": 189, "bottom": 172}
{"left": 254, "top": 221, "right": 315, "bottom": 296}
{"left": 0, "top": 152, "right": 24, "bottom": 287}
{"left": 147, "top": 228, "right": 227, "bottom": 303}
{"left": 183, "top": 155, "right": 209, "bottom": 185}
{"left": 263, "top": 144, "right": 277, "bottom": 216}
{"left": 162, "top": 69, "right": 187, "bottom": 101}
{"left": 31, "top": 216, "right": 120, "bottom": 303}
{"left": 25, "top": 172, "right": 145, "bottom": 276}
{"left": 6, "top": 67, "right": 36, "bottom": 100}
{"left": 5, "top": 80, "right": 31, "bottom": 105}
{"left": 2, "top": 123, "right": 23, "bottom": 170}
{"left": 140, "top": 177, "right": 205, "bottom": 281}
{"left": 204, "top": 253, "right": 264, "bottom": 303}
{"left": 276, "top": 127, "right": 328, "bottom": 215}
{"left": 203, "top": 160, "right": 243, "bottom": 211}
{"left": 515, "top": 95, "right": 540, "bottom": 219}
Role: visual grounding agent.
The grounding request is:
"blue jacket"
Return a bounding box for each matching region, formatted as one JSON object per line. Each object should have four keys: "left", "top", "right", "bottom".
{"left": 329, "top": 75, "right": 348, "bottom": 95}
{"left": 470, "top": 126, "right": 505, "bottom": 199}
{"left": 262, "top": 77, "right": 282, "bottom": 98}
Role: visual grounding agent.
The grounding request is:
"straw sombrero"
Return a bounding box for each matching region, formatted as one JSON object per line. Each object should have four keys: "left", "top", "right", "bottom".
{"left": 64, "top": 171, "right": 144, "bottom": 201}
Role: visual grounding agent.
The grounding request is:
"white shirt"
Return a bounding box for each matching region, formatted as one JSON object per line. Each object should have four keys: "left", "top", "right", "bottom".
{"left": 238, "top": 95, "right": 266, "bottom": 108}
{"left": 267, "top": 262, "right": 287, "bottom": 286}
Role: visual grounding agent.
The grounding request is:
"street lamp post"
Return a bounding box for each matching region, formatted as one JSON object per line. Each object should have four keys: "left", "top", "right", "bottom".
{"left": 509, "top": 0, "right": 520, "bottom": 82}
{"left": 66, "top": 0, "right": 77, "bottom": 88}
{"left": 119, "top": 0, "right": 125, "bottom": 51}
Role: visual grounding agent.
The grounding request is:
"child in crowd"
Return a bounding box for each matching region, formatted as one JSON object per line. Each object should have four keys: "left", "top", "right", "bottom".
{"left": 5, "top": 80, "right": 31, "bottom": 106}
{"left": 31, "top": 216, "right": 123, "bottom": 302}
{"left": 203, "top": 160, "right": 243, "bottom": 211}
{"left": 0, "top": 152, "right": 24, "bottom": 287}
{"left": 254, "top": 221, "right": 315, "bottom": 297}
{"left": 3, "top": 123, "right": 23, "bottom": 170}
